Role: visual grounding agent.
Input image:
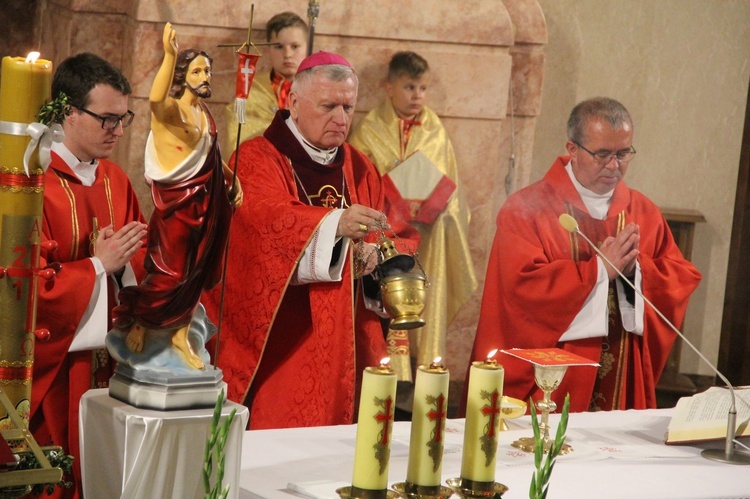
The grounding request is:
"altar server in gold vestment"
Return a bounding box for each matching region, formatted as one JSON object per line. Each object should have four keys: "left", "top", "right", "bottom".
{"left": 349, "top": 51, "right": 477, "bottom": 380}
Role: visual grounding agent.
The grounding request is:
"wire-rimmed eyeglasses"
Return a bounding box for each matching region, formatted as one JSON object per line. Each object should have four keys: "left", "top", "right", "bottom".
{"left": 574, "top": 141, "right": 636, "bottom": 165}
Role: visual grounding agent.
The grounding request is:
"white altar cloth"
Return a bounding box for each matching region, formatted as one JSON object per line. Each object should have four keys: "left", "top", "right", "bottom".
{"left": 238, "top": 408, "right": 750, "bottom": 499}
{"left": 80, "top": 388, "right": 249, "bottom": 499}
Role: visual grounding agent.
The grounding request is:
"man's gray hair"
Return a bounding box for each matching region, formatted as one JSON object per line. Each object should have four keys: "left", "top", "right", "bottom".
{"left": 567, "top": 97, "right": 633, "bottom": 144}
{"left": 291, "top": 64, "right": 359, "bottom": 95}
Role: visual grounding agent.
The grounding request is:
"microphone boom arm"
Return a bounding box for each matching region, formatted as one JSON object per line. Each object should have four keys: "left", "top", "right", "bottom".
{"left": 558, "top": 213, "right": 749, "bottom": 464}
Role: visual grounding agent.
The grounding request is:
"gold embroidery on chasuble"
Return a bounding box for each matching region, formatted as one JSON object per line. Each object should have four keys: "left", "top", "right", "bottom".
{"left": 309, "top": 184, "right": 348, "bottom": 209}
{"left": 386, "top": 329, "right": 410, "bottom": 357}
{"left": 598, "top": 342, "right": 615, "bottom": 379}
{"left": 55, "top": 171, "right": 116, "bottom": 389}
{"left": 57, "top": 175, "right": 81, "bottom": 261}
{"left": 103, "top": 175, "right": 115, "bottom": 231}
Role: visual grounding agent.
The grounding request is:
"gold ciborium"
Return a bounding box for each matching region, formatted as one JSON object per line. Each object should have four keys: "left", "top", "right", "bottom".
{"left": 499, "top": 396, "right": 527, "bottom": 431}
{"left": 375, "top": 236, "right": 427, "bottom": 330}
{"left": 511, "top": 364, "right": 572, "bottom": 454}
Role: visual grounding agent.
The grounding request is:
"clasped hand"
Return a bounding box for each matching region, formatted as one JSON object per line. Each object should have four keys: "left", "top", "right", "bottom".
{"left": 94, "top": 221, "right": 148, "bottom": 275}
{"left": 599, "top": 222, "right": 640, "bottom": 280}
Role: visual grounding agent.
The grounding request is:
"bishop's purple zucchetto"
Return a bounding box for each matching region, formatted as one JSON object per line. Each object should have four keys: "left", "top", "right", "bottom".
{"left": 296, "top": 51, "right": 352, "bottom": 73}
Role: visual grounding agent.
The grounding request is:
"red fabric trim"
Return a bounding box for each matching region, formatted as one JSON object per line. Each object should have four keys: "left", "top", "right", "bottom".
{"left": 0, "top": 366, "right": 32, "bottom": 380}
{"left": 414, "top": 175, "right": 456, "bottom": 224}
{"left": 0, "top": 172, "right": 44, "bottom": 188}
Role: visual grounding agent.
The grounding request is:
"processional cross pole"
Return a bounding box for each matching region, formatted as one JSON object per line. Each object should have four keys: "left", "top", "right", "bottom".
{"left": 212, "top": 3, "right": 262, "bottom": 366}
{"left": 307, "top": 0, "right": 320, "bottom": 56}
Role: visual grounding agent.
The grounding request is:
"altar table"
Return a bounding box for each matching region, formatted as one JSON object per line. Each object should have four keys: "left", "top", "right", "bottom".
{"left": 80, "top": 388, "right": 249, "bottom": 498}
{"left": 237, "top": 408, "right": 750, "bottom": 499}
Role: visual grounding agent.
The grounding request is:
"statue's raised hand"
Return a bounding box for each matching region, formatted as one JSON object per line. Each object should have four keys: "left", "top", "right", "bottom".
{"left": 163, "top": 22, "right": 178, "bottom": 56}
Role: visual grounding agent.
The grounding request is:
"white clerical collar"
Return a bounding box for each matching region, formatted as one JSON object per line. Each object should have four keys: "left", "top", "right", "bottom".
{"left": 285, "top": 115, "right": 338, "bottom": 165}
{"left": 565, "top": 161, "right": 613, "bottom": 220}
{"left": 51, "top": 141, "right": 99, "bottom": 187}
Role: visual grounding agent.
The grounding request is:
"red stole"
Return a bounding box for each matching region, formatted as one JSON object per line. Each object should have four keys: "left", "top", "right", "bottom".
{"left": 398, "top": 116, "right": 422, "bottom": 160}
{"left": 271, "top": 70, "right": 293, "bottom": 110}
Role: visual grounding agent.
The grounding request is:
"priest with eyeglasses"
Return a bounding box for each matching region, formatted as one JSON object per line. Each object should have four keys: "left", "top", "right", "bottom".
{"left": 466, "top": 97, "right": 702, "bottom": 415}
{"left": 32, "top": 52, "right": 149, "bottom": 498}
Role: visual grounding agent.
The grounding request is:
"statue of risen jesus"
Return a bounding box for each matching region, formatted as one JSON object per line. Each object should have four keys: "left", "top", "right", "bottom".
{"left": 113, "top": 22, "right": 242, "bottom": 370}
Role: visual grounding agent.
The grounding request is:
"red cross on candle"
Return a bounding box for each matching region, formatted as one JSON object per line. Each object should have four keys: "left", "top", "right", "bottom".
{"left": 375, "top": 396, "right": 394, "bottom": 445}
{"left": 427, "top": 393, "right": 447, "bottom": 443}
{"left": 481, "top": 390, "right": 502, "bottom": 438}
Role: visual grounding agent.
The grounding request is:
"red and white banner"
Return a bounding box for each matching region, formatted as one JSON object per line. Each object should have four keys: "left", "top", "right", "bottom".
{"left": 234, "top": 52, "right": 260, "bottom": 123}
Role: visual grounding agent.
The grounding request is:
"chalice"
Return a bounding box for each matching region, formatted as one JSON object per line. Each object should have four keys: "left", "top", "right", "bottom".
{"left": 511, "top": 364, "right": 572, "bottom": 454}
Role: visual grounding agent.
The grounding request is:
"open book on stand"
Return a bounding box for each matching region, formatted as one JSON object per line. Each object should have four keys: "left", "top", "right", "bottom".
{"left": 666, "top": 386, "right": 750, "bottom": 444}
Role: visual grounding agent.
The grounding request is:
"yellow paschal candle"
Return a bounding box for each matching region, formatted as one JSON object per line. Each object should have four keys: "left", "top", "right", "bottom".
{"left": 0, "top": 55, "right": 52, "bottom": 170}
{"left": 0, "top": 54, "right": 52, "bottom": 426}
{"left": 406, "top": 360, "right": 449, "bottom": 487}
{"left": 460, "top": 356, "right": 504, "bottom": 483}
{"left": 352, "top": 361, "right": 397, "bottom": 492}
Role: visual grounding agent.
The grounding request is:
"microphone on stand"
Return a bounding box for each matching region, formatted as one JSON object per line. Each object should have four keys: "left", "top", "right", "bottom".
{"left": 558, "top": 213, "right": 750, "bottom": 465}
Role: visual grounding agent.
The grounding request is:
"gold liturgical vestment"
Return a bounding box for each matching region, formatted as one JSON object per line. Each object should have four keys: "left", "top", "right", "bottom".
{"left": 349, "top": 100, "right": 477, "bottom": 377}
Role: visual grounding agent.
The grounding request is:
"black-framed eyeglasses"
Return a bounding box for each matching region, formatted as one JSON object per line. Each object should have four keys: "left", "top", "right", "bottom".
{"left": 574, "top": 141, "right": 636, "bottom": 165}
{"left": 78, "top": 107, "right": 134, "bottom": 130}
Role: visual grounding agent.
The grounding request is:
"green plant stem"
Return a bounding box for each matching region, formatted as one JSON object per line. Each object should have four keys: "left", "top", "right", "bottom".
{"left": 529, "top": 393, "right": 570, "bottom": 499}
{"left": 204, "top": 389, "right": 236, "bottom": 499}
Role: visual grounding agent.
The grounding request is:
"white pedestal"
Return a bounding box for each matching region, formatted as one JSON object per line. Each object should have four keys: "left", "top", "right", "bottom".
{"left": 80, "top": 389, "right": 249, "bottom": 499}
{"left": 108, "top": 365, "right": 227, "bottom": 411}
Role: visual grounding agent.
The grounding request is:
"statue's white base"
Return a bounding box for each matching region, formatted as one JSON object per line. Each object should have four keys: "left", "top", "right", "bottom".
{"left": 80, "top": 389, "right": 249, "bottom": 499}
{"left": 108, "top": 365, "right": 226, "bottom": 410}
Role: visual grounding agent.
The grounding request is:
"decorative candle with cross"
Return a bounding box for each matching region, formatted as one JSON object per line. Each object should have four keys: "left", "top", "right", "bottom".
{"left": 351, "top": 358, "right": 397, "bottom": 493}
{"left": 405, "top": 358, "right": 449, "bottom": 489}
{"left": 460, "top": 350, "right": 504, "bottom": 485}
{"left": 0, "top": 52, "right": 53, "bottom": 426}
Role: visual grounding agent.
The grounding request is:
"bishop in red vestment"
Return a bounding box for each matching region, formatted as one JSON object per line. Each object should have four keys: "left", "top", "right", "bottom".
{"left": 468, "top": 98, "right": 701, "bottom": 413}
{"left": 202, "top": 52, "right": 419, "bottom": 429}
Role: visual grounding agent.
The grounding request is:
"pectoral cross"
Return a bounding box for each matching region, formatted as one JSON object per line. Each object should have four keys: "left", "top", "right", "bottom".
{"left": 481, "top": 390, "right": 502, "bottom": 438}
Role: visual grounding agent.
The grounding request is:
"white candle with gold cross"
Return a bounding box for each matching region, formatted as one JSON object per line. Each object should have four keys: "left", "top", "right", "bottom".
{"left": 352, "top": 359, "right": 397, "bottom": 492}
{"left": 406, "top": 358, "right": 449, "bottom": 487}
{"left": 460, "top": 351, "right": 504, "bottom": 483}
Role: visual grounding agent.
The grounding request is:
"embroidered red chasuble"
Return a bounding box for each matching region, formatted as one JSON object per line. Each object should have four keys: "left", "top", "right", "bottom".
{"left": 31, "top": 153, "right": 146, "bottom": 496}
{"left": 469, "top": 156, "right": 701, "bottom": 413}
{"left": 202, "top": 111, "right": 419, "bottom": 429}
